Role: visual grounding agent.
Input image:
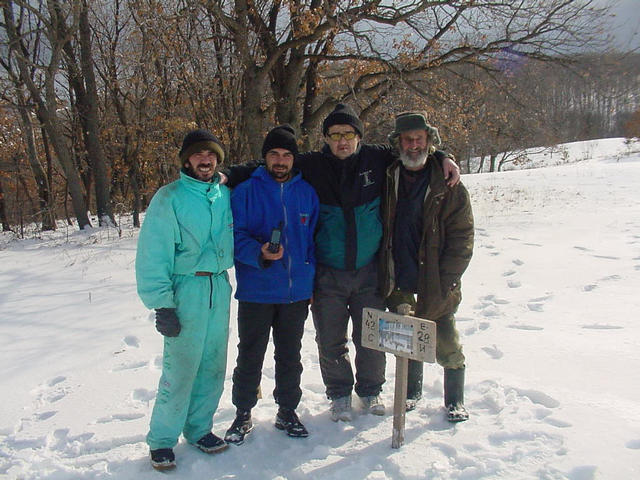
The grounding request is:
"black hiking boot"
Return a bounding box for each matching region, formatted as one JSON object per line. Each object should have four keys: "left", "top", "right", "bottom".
{"left": 275, "top": 407, "right": 309, "bottom": 438}
{"left": 444, "top": 367, "right": 469, "bottom": 422}
{"left": 150, "top": 448, "right": 176, "bottom": 470}
{"left": 224, "top": 409, "right": 253, "bottom": 445}
{"left": 193, "top": 432, "right": 228, "bottom": 453}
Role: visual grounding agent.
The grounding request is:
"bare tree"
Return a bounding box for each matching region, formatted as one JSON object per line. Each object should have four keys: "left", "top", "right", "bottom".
{"left": 2, "top": 1, "right": 92, "bottom": 229}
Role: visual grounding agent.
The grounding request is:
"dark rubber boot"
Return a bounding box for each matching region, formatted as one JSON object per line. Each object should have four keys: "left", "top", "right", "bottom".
{"left": 444, "top": 367, "right": 469, "bottom": 422}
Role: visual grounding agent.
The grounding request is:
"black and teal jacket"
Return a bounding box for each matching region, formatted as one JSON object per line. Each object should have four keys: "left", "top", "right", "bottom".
{"left": 226, "top": 143, "right": 394, "bottom": 271}
{"left": 295, "top": 144, "right": 393, "bottom": 270}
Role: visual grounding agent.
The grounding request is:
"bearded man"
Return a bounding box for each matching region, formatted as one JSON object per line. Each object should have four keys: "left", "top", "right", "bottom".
{"left": 379, "top": 111, "right": 474, "bottom": 422}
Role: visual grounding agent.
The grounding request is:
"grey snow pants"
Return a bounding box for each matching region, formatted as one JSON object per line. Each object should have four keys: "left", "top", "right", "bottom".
{"left": 311, "top": 262, "right": 386, "bottom": 399}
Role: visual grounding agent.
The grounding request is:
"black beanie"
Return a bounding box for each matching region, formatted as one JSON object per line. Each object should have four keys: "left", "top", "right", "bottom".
{"left": 179, "top": 129, "right": 225, "bottom": 164}
{"left": 322, "top": 103, "right": 363, "bottom": 137}
{"left": 261, "top": 124, "right": 298, "bottom": 158}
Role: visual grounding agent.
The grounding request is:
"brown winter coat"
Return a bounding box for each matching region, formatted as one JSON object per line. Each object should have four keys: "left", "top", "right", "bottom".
{"left": 379, "top": 155, "right": 474, "bottom": 320}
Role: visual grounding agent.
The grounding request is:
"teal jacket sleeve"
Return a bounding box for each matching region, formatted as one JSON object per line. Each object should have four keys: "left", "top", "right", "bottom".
{"left": 135, "top": 188, "right": 181, "bottom": 309}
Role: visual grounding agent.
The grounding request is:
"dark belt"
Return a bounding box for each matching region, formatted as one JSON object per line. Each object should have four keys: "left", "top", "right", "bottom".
{"left": 195, "top": 271, "right": 213, "bottom": 276}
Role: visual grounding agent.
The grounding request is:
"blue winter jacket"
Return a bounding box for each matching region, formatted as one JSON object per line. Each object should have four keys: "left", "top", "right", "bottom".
{"left": 231, "top": 166, "right": 319, "bottom": 304}
{"left": 136, "top": 171, "right": 234, "bottom": 309}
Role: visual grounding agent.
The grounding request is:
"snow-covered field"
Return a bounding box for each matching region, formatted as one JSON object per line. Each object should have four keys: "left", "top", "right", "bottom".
{"left": 1, "top": 138, "right": 639, "bottom": 479}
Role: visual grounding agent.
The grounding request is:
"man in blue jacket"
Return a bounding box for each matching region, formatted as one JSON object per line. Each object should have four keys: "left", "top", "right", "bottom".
{"left": 225, "top": 125, "right": 319, "bottom": 444}
{"left": 135, "top": 129, "right": 234, "bottom": 470}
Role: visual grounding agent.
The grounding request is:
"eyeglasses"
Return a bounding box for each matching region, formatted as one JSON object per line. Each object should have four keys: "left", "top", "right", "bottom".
{"left": 326, "top": 131, "right": 357, "bottom": 141}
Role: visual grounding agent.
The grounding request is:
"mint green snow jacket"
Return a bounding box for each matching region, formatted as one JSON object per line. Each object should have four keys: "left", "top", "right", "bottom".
{"left": 136, "top": 171, "right": 234, "bottom": 309}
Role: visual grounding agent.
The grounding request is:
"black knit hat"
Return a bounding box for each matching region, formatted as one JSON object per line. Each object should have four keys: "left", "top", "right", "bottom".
{"left": 322, "top": 103, "right": 363, "bottom": 137}
{"left": 179, "top": 129, "right": 225, "bottom": 164}
{"left": 262, "top": 124, "right": 298, "bottom": 158}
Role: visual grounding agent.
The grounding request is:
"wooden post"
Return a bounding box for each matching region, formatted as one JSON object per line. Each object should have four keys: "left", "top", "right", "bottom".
{"left": 392, "top": 355, "right": 409, "bottom": 449}
{"left": 361, "top": 308, "right": 436, "bottom": 449}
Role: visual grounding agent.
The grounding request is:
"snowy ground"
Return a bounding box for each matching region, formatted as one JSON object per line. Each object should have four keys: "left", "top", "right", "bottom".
{"left": 1, "top": 138, "right": 639, "bottom": 479}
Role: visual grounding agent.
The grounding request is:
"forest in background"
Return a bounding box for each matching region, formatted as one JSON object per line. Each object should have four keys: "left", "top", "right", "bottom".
{"left": 1, "top": 0, "right": 639, "bottom": 234}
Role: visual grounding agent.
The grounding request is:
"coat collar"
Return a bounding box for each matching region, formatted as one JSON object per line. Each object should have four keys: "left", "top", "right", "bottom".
{"left": 250, "top": 165, "right": 303, "bottom": 185}
{"left": 179, "top": 169, "right": 221, "bottom": 194}
{"left": 388, "top": 154, "right": 447, "bottom": 197}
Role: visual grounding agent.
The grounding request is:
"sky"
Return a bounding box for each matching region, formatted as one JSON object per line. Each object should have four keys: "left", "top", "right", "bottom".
{"left": 602, "top": 0, "right": 640, "bottom": 49}
{"left": 0, "top": 137, "right": 639, "bottom": 479}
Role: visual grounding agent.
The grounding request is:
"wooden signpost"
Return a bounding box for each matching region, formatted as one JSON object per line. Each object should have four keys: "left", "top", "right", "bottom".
{"left": 362, "top": 307, "right": 437, "bottom": 449}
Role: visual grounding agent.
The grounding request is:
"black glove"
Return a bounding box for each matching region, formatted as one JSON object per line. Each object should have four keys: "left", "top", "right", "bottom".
{"left": 155, "top": 308, "right": 181, "bottom": 337}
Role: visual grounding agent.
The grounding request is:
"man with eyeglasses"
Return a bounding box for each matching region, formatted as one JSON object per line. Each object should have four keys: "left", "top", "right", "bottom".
{"left": 223, "top": 104, "right": 460, "bottom": 423}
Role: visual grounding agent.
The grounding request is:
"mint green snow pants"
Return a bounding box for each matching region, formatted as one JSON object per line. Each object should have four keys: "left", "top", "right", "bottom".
{"left": 147, "top": 272, "right": 231, "bottom": 450}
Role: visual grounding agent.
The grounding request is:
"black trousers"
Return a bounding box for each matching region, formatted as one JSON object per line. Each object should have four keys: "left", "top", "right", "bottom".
{"left": 231, "top": 300, "right": 309, "bottom": 411}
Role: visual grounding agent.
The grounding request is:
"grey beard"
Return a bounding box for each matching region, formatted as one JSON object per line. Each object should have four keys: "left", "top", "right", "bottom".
{"left": 399, "top": 150, "right": 428, "bottom": 169}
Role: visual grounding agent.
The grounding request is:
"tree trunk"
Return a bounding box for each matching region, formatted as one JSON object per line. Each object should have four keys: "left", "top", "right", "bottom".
{"left": 2, "top": 2, "right": 91, "bottom": 229}
{"left": 16, "top": 91, "right": 56, "bottom": 231}
{"left": 0, "top": 179, "right": 11, "bottom": 231}
{"left": 78, "top": 0, "right": 115, "bottom": 226}
{"left": 242, "top": 66, "right": 269, "bottom": 159}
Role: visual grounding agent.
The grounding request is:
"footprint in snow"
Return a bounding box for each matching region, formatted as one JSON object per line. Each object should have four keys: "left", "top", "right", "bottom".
{"left": 508, "top": 280, "right": 521, "bottom": 288}
{"left": 132, "top": 388, "right": 156, "bottom": 402}
{"left": 123, "top": 335, "right": 140, "bottom": 348}
{"left": 96, "top": 413, "right": 145, "bottom": 424}
{"left": 152, "top": 355, "right": 163, "bottom": 369}
{"left": 480, "top": 305, "right": 501, "bottom": 317}
{"left": 573, "top": 246, "right": 592, "bottom": 252}
{"left": 512, "top": 259, "right": 524, "bottom": 266}
{"left": 35, "top": 411, "right": 57, "bottom": 421}
{"left": 508, "top": 324, "right": 544, "bottom": 331}
{"left": 527, "top": 303, "right": 544, "bottom": 312}
{"left": 583, "top": 284, "right": 597, "bottom": 291}
{"left": 593, "top": 255, "right": 620, "bottom": 260}
{"left": 545, "top": 417, "right": 572, "bottom": 428}
{"left": 598, "top": 274, "right": 621, "bottom": 282}
{"left": 48, "top": 376, "right": 66, "bottom": 387}
{"left": 112, "top": 360, "right": 148, "bottom": 372}
{"left": 626, "top": 439, "right": 640, "bottom": 449}
{"left": 480, "top": 294, "right": 509, "bottom": 304}
{"left": 503, "top": 269, "right": 517, "bottom": 277}
{"left": 581, "top": 324, "right": 623, "bottom": 330}
{"left": 482, "top": 345, "right": 503, "bottom": 359}
{"left": 513, "top": 388, "right": 560, "bottom": 408}
{"left": 529, "top": 295, "right": 553, "bottom": 302}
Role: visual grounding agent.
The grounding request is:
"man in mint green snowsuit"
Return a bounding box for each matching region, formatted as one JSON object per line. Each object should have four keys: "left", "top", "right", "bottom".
{"left": 135, "top": 129, "right": 234, "bottom": 470}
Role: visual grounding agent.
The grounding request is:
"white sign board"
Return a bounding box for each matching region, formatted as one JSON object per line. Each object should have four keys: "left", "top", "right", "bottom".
{"left": 361, "top": 308, "right": 436, "bottom": 363}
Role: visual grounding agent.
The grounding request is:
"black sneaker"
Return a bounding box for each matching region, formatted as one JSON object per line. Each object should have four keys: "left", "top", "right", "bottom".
{"left": 275, "top": 407, "right": 308, "bottom": 438}
{"left": 224, "top": 410, "right": 253, "bottom": 445}
{"left": 150, "top": 448, "right": 176, "bottom": 470}
{"left": 193, "top": 432, "right": 228, "bottom": 453}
